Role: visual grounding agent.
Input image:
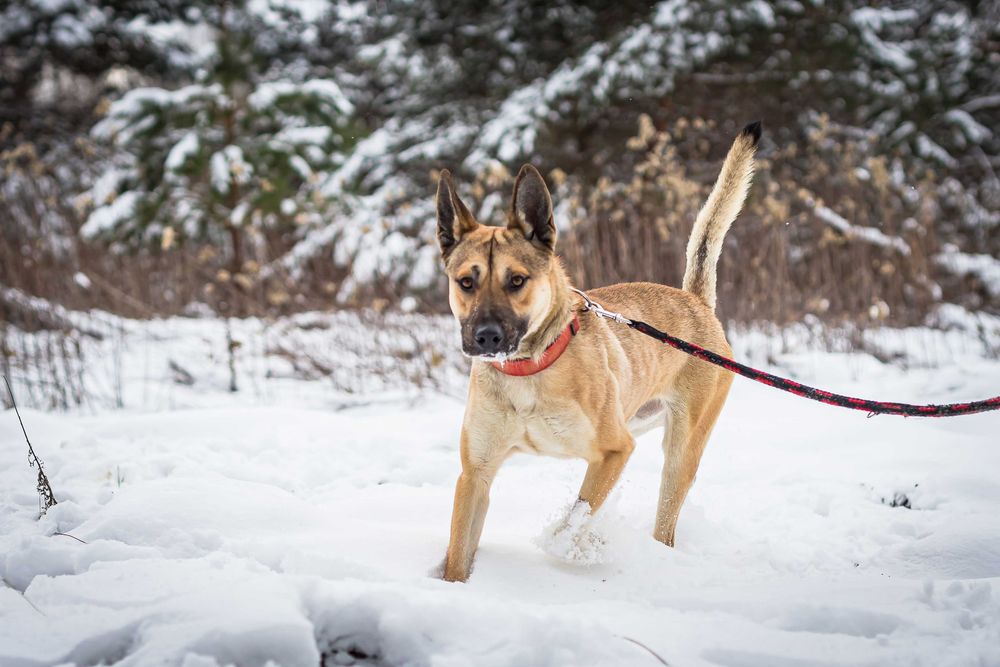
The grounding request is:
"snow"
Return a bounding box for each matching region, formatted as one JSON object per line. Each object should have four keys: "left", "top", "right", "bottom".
{"left": 94, "top": 85, "right": 222, "bottom": 144}
{"left": 851, "top": 7, "right": 918, "bottom": 72}
{"left": 248, "top": 0, "right": 332, "bottom": 26}
{"left": 943, "top": 109, "right": 992, "bottom": 144}
{"left": 126, "top": 18, "right": 217, "bottom": 68}
{"left": 2, "top": 312, "right": 999, "bottom": 665}
{"left": 89, "top": 167, "right": 132, "bottom": 207}
{"left": 165, "top": 132, "right": 200, "bottom": 172}
{"left": 804, "top": 196, "right": 912, "bottom": 255}
{"left": 962, "top": 94, "right": 1000, "bottom": 113}
{"left": 210, "top": 146, "right": 253, "bottom": 196}
{"left": 80, "top": 190, "right": 140, "bottom": 238}
{"left": 51, "top": 11, "right": 93, "bottom": 48}
{"left": 916, "top": 135, "right": 959, "bottom": 169}
{"left": 936, "top": 244, "right": 1000, "bottom": 298}
{"left": 275, "top": 125, "right": 332, "bottom": 146}
{"left": 248, "top": 80, "right": 353, "bottom": 116}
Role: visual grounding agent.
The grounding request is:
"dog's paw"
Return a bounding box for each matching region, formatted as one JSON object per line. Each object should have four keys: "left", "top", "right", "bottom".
{"left": 535, "top": 501, "right": 609, "bottom": 565}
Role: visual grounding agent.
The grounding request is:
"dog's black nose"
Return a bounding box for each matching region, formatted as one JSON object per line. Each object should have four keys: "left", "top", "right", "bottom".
{"left": 473, "top": 322, "right": 505, "bottom": 354}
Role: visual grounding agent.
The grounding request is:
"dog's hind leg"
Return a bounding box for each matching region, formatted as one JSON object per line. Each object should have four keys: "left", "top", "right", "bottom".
{"left": 654, "top": 374, "right": 732, "bottom": 546}
{"left": 577, "top": 426, "right": 635, "bottom": 514}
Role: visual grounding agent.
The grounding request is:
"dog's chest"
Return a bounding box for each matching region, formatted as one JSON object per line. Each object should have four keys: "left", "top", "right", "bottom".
{"left": 501, "top": 381, "right": 595, "bottom": 459}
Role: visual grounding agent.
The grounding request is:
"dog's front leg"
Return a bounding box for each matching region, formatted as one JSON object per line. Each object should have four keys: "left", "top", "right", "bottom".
{"left": 443, "top": 454, "right": 498, "bottom": 582}
{"left": 577, "top": 426, "right": 635, "bottom": 513}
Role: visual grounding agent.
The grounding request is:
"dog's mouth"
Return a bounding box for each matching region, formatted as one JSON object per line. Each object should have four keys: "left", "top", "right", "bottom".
{"left": 461, "top": 346, "right": 520, "bottom": 363}
{"left": 470, "top": 350, "right": 515, "bottom": 362}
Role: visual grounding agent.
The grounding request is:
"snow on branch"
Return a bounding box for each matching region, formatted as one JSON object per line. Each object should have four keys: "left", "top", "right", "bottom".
{"left": 1, "top": 286, "right": 106, "bottom": 338}
{"left": 801, "top": 196, "right": 911, "bottom": 255}
{"left": 936, "top": 244, "right": 1000, "bottom": 298}
{"left": 961, "top": 94, "right": 1000, "bottom": 113}
{"left": 943, "top": 109, "right": 993, "bottom": 144}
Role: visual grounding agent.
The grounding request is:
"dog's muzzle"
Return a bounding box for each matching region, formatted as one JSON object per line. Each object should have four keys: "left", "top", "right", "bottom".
{"left": 462, "top": 317, "right": 526, "bottom": 358}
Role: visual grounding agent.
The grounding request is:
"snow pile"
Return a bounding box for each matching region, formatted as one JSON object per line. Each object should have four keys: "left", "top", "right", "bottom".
{"left": 535, "top": 501, "right": 611, "bottom": 566}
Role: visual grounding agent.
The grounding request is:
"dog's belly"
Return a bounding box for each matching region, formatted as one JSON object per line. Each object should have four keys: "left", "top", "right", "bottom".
{"left": 627, "top": 398, "right": 667, "bottom": 436}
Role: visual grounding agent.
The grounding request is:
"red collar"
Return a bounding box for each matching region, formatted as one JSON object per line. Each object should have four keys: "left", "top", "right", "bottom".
{"left": 490, "top": 315, "right": 580, "bottom": 377}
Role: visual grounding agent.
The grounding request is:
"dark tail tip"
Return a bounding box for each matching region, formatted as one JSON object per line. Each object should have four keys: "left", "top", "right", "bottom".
{"left": 741, "top": 121, "right": 763, "bottom": 146}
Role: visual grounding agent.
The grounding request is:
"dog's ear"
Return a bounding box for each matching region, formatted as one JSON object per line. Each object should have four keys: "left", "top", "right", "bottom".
{"left": 437, "top": 169, "right": 477, "bottom": 261}
{"left": 508, "top": 164, "right": 555, "bottom": 252}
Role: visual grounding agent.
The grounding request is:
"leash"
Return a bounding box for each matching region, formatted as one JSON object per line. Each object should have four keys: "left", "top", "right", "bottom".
{"left": 569, "top": 288, "right": 1000, "bottom": 418}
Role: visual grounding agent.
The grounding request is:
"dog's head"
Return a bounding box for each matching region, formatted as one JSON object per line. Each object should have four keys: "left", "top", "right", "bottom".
{"left": 436, "top": 165, "right": 559, "bottom": 360}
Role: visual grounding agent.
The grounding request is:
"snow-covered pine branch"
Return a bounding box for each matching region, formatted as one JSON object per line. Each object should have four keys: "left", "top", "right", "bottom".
{"left": 800, "top": 195, "right": 912, "bottom": 256}
{"left": 82, "top": 75, "right": 356, "bottom": 247}
{"left": 936, "top": 244, "right": 1000, "bottom": 300}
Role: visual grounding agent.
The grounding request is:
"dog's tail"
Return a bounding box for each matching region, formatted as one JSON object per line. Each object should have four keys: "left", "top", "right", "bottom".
{"left": 682, "top": 121, "right": 761, "bottom": 310}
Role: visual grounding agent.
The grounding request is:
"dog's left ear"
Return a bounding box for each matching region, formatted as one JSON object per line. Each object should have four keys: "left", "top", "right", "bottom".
{"left": 508, "top": 164, "right": 555, "bottom": 252}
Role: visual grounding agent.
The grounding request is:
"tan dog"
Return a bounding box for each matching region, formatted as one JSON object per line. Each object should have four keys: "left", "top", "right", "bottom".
{"left": 437, "top": 122, "right": 760, "bottom": 582}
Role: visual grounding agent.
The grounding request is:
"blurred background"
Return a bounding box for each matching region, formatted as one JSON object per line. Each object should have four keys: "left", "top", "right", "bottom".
{"left": 1, "top": 0, "right": 998, "bottom": 409}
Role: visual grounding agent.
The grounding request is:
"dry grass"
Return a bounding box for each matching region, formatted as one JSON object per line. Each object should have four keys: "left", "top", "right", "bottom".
{"left": 554, "top": 115, "right": 939, "bottom": 328}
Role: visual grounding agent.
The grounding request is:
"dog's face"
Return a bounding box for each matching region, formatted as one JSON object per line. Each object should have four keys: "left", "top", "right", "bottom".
{"left": 437, "top": 165, "right": 558, "bottom": 360}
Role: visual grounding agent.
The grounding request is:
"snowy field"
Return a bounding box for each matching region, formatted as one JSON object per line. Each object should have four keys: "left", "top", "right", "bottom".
{"left": 2, "top": 311, "right": 1000, "bottom": 666}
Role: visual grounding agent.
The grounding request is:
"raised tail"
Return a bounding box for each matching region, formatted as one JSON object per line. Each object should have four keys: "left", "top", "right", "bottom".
{"left": 682, "top": 121, "right": 761, "bottom": 310}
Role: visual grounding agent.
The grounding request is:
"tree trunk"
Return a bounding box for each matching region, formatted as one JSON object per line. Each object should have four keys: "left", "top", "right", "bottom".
{"left": 225, "top": 317, "right": 238, "bottom": 393}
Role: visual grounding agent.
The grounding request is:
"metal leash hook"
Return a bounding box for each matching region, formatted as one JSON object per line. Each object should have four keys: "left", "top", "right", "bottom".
{"left": 569, "top": 287, "right": 632, "bottom": 325}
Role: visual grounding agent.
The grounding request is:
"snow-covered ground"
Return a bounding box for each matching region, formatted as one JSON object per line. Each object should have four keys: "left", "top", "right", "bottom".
{"left": 2, "top": 312, "right": 1000, "bottom": 666}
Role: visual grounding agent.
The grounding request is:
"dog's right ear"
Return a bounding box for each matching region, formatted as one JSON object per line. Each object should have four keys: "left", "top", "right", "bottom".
{"left": 437, "top": 169, "right": 477, "bottom": 261}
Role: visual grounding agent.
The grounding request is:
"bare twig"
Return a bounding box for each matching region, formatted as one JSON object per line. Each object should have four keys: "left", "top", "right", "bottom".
{"left": 53, "top": 532, "right": 88, "bottom": 544}
{"left": 620, "top": 636, "right": 670, "bottom": 666}
{"left": 691, "top": 70, "right": 792, "bottom": 85}
{"left": 3, "top": 375, "right": 58, "bottom": 514}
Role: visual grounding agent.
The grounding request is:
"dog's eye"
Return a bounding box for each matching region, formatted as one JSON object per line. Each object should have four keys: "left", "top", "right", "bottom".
{"left": 509, "top": 275, "right": 527, "bottom": 290}
{"left": 458, "top": 277, "right": 475, "bottom": 292}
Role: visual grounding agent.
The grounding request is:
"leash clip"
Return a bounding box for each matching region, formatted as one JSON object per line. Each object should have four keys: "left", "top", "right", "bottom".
{"left": 569, "top": 287, "right": 632, "bottom": 325}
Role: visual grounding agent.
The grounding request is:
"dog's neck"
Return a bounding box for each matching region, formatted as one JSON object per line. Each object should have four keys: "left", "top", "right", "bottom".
{"left": 515, "top": 260, "right": 577, "bottom": 361}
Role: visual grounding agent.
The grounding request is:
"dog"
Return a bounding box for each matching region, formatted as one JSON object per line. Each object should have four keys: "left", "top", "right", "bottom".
{"left": 436, "top": 122, "right": 760, "bottom": 582}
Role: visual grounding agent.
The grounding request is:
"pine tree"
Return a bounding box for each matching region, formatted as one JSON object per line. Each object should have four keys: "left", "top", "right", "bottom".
{"left": 82, "top": 2, "right": 358, "bottom": 390}
{"left": 0, "top": 0, "right": 199, "bottom": 134}
{"left": 285, "top": 0, "right": 998, "bottom": 317}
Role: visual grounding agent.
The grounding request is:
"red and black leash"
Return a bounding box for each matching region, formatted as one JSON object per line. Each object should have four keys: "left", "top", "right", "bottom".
{"left": 629, "top": 319, "right": 999, "bottom": 417}
{"left": 571, "top": 289, "right": 1000, "bottom": 418}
